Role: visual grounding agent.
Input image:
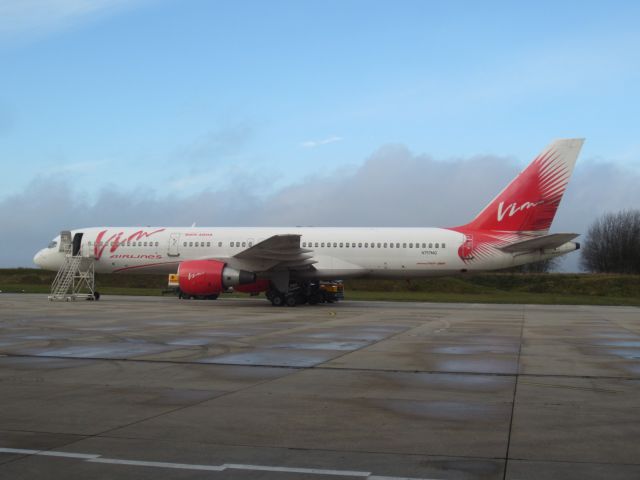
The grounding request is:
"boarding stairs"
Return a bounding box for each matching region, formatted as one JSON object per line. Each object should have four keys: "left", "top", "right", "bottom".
{"left": 48, "top": 232, "right": 97, "bottom": 301}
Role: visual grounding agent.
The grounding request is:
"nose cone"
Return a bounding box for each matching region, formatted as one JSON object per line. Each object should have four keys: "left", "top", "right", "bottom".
{"left": 33, "top": 249, "right": 46, "bottom": 268}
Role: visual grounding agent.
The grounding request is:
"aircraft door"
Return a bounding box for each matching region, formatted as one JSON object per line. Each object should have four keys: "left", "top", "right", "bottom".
{"left": 72, "top": 233, "right": 83, "bottom": 256}
{"left": 168, "top": 233, "right": 181, "bottom": 257}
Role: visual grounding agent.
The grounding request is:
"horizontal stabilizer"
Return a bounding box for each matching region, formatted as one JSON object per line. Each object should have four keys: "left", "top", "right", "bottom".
{"left": 499, "top": 233, "right": 579, "bottom": 253}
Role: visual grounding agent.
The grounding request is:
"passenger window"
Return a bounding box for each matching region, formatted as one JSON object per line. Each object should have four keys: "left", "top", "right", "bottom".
{"left": 435, "top": 243, "right": 439, "bottom": 248}
{"left": 364, "top": 243, "right": 368, "bottom": 248}
{"left": 321, "top": 242, "right": 325, "bottom": 247}
{"left": 390, "top": 243, "right": 394, "bottom": 248}
{"left": 346, "top": 243, "right": 350, "bottom": 248}
{"left": 189, "top": 242, "right": 193, "bottom": 247}
{"left": 302, "top": 242, "right": 306, "bottom": 247}
{"left": 333, "top": 242, "right": 337, "bottom": 247}
{"left": 207, "top": 242, "right": 211, "bottom": 247}
{"left": 156, "top": 242, "right": 159, "bottom": 247}
{"left": 358, "top": 243, "right": 362, "bottom": 248}
{"left": 396, "top": 243, "right": 400, "bottom": 248}
{"left": 249, "top": 242, "right": 252, "bottom": 247}
{"left": 339, "top": 242, "right": 343, "bottom": 247}
{"left": 242, "top": 242, "right": 246, "bottom": 247}
{"left": 377, "top": 243, "right": 381, "bottom": 248}
{"left": 195, "top": 242, "right": 199, "bottom": 247}
{"left": 409, "top": 243, "right": 413, "bottom": 248}
{"left": 315, "top": 242, "right": 319, "bottom": 247}
{"left": 218, "top": 242, "right": 222, "bottom": 247}
{"left": 384, "top": 243, "right": 388, "bottom": 248}
{"left": 442, "top": 243, "right": 446, "bottom": 248}
{"left": 422, "top": 243, "right": 426, "bottom": 248}
{"left": 183, "top": 242, "right": 186, "bottom": 247}
{"left": 429, "top": 243, "right": 433, "bottom": 248}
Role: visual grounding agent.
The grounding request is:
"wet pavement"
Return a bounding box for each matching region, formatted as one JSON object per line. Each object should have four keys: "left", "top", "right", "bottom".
{"left": 0, "top": 294, "right": 639, "bottom": 479}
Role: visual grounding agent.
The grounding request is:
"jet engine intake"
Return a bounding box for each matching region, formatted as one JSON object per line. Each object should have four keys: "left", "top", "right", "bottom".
{"left": 178, "top": 259, "right": 256, "bottom": 296}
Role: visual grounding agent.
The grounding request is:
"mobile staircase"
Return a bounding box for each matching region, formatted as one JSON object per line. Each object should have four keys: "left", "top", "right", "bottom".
{"left": 48, "top": 231, "right": 98, "bottom": 301}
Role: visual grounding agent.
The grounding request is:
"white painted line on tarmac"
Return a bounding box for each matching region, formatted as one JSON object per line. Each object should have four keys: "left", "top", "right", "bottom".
{"left": 0, "top": 447, "right": 439, "bottom": 479}
{"left": 88, "top": 457, "right": 225, "bottom": 471}
{"left": 0, "top": 448, "right": 99, "bottom": 459}
{"left": 224, "top": 462, "right": 370, "bottom": 476}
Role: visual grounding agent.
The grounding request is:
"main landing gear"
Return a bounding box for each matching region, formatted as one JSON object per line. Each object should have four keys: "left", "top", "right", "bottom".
{"left": 266, "top": 281, "right": 343, "bottom": 307}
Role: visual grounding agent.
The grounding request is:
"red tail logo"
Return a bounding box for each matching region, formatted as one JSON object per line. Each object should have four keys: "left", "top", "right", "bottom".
{"left": 450, "top": 138, "right": 584, "bottom": 262}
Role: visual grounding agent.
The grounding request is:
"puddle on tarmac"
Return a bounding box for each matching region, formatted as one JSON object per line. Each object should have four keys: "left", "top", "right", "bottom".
{"left": 434, "top": 357, "right": 517, "bottom": 374}
{"left": 596, "top": 341, "right": 640, "bottom": 348}
{"left": 198, "top": 349, "right": 337, "bottom": 367}
{"left": 429, "top": 345, "right": 519, "bottom": 355}
{"left": 390, "top": 373, "right": 512, "bottom": 392}
{"left": 23, "top": 343, "right": 172, "bottom": 359}
{"left": 269, "top": 341, "right": 368, "bottom": 351}
{"left": 166, "top": 338, "right": 211, "bottom": 346}
{"left": 590, "top": 332, "right": 640, "bottom": 339}
{"left": 603, "top": 348, "right": 640, "bottom": 360}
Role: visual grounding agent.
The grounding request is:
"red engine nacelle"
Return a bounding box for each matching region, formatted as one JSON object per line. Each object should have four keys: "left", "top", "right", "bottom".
{"left": 178, "top": 260, "right": 256, "bottom": 296}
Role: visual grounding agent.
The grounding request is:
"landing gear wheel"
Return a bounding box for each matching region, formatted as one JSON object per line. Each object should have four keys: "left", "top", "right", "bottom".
{"left": 93, "top": 291, "right": 100, "bottom": 301}
{"left": 285, "top": 295, "right": 297, "bottom": 307}
{"left": 271, "top": 294, "right": 285, "bottom": 307}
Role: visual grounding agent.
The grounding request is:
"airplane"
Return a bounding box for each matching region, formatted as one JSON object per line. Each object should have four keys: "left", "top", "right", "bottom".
{"left": 34, "top": 138, "right": 584, "bottom": 306}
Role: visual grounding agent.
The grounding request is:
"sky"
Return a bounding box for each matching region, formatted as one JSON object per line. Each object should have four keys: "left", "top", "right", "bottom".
{"left": 1, "top": 0, "right": 639, "bottom": 270}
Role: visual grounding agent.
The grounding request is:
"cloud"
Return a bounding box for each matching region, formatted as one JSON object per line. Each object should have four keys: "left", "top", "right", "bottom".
{"left": 300, "top": 136, "right": 343, "bottom": 148}
{"left": 3, "top": 145, "right": 639, "bottom": 271}
{"left": 0, "top": 0, "right": 143, "bottom": 44}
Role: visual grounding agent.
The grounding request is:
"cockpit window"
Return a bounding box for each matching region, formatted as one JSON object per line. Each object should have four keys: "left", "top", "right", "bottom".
{"left": 48, "top": 241, "right": 58, "bottom": 249}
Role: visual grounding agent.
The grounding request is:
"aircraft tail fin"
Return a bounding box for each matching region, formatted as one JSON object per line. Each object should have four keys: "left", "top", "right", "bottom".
{"left": 459, "top": 138, "right": 584, "bottom": 233}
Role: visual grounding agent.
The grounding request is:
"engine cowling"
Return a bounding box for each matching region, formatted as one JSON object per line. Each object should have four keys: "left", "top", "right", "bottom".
{"left": 178, "top": 260, "right": 256, "bottom": 296}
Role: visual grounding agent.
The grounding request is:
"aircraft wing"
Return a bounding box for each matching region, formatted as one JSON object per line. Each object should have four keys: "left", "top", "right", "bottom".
{"left": 499, "top": 233, "right": 580, "bottom": 253}
{"left": 232, "top": 234, "right": 316, "bottom": 271}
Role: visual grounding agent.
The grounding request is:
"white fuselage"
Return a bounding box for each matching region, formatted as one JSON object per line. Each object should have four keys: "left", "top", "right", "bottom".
{"left": 33, "top": 226, "right": 573, "bottom": 279}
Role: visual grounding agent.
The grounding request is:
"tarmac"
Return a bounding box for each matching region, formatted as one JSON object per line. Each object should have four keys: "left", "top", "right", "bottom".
{"left": 0, "top": 293, "right": 639, "bottom": 479}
